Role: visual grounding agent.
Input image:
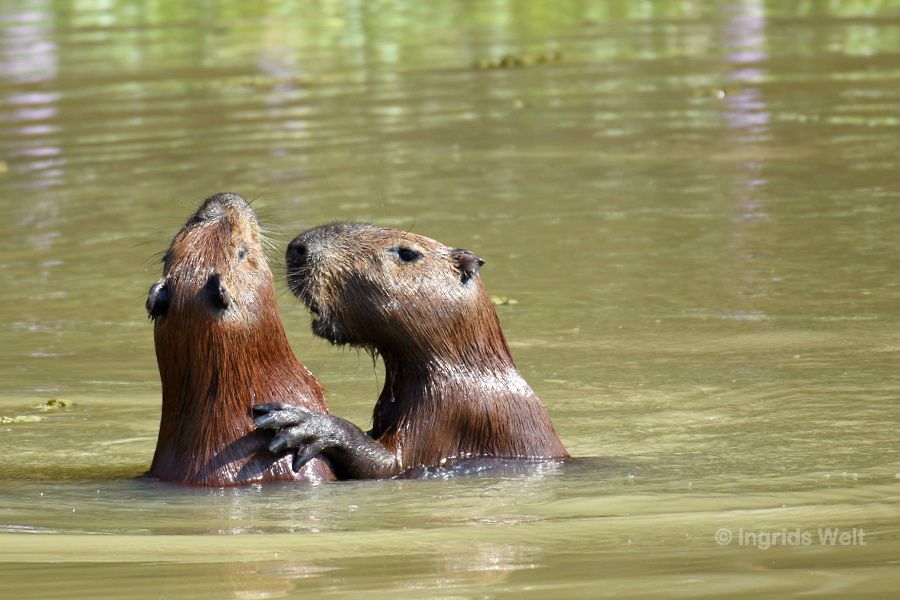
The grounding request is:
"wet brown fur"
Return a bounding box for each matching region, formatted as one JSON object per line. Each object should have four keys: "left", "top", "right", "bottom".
{"left": 287, "top": 223, "right": 568, "bottom": 471}
{"left": 149, "top": 193, "right": 334, "bottom": 485}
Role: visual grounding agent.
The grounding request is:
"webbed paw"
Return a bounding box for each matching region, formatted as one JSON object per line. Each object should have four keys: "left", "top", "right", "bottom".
{"left": 253, "top": 403, "right": 337, "bottom": 471}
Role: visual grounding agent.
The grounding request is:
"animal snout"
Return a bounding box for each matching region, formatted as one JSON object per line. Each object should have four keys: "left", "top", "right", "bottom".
{"left": 205, "top": 273, "right": 230, "bottom": 309}
{"left": 195, "top": 192, "right": 249, "bottom": 222}
{"left": 286, "top": 237, "right": 309, "bottom": 267}
{"left": 287, "top": 223, "right": 359, "bottom": 269}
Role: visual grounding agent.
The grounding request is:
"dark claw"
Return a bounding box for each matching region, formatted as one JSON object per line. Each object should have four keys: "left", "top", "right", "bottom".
{"left": 252, "top": 402, "right": 293, "bottom": 415}
{"left": 256, "top": 409, "right": 398, "bottom": 479}
{"left": 292, "top": 440, "right": 327, "bottom": 472}
{"left": 253, "top": 405, "right": 313, "bottom": 430}
{"left": 254, "top": 413, "right": 281, "bottom": 429}
{"left": 268, "top": 435, "right": 286, "bottom": 455}
{"left": 267, "top": 423, "right": 310, "bottom": 454}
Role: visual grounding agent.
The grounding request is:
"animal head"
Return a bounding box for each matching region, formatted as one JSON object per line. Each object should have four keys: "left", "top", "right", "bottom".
{"left": 285, "top": 223, "right": 488, "bottom": 357}
{"left": 147, "top": 192, "right": 273, "bottom": 329}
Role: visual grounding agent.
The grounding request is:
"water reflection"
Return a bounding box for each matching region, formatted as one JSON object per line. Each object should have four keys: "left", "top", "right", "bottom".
{"left": 0, "top": 5, "right": 57, "bottom": 84}
{"left": 1, "top": 4, "right": 62, "bottom": 187}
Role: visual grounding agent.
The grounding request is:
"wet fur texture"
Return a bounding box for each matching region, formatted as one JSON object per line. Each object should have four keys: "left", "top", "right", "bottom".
{"left": 147, "top": 193, "right": 334, "bottom": 485}
{"left": 286, "top": 223, "right": 568, "bottom": 471}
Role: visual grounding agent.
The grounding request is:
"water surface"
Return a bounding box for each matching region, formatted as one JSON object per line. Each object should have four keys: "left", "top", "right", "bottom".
{"left": 1, "top": 1, "right": 899, "bottom": 598}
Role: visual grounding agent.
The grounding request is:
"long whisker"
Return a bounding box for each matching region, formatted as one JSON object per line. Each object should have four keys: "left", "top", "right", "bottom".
{"left": 141, "top": 249, "right": 168, "bottom": 271}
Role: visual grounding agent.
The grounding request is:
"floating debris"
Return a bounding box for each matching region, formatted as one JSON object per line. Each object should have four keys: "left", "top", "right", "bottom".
{"left": 0, "top": 415, "right": 42, "bottom": 424}
{"left": 34, "top": 398, "right": 73, "bottom": 411}
{"left": 1, "top": 399, "right": 73, "bottom": 423}
{"left": 691, "top": 87, "right": 731, "bottom": 99}
{"left": 474, "top": 50, "right": 563, "bottom": 70}
{"left": 490, "top": 296, "right": 519, "bottom": 306}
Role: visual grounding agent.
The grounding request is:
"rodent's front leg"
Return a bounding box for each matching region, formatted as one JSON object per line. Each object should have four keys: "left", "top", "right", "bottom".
{"left": 253, "top": 403, "right": 399, "bottom": 479}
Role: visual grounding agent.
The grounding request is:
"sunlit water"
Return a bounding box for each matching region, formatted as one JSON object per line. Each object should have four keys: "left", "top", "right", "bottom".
{"left": 1, "top": 1, "right": 899, "bottom": 598}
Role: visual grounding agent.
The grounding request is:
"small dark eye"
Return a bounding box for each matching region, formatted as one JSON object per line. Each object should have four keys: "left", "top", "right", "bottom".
{"left": 238, "top": 247, "right": 247, "bottom": 261}
{"left": 394, "top": 247, "right": 423, "bottom": 263}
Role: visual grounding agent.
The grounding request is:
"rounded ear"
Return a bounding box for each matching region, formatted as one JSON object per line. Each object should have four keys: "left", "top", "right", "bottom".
{"left": 451, "top": 248, "right": 485, "bottom": 284}
{"left": 146, "top": 281, "right": 169, "bottom": 320}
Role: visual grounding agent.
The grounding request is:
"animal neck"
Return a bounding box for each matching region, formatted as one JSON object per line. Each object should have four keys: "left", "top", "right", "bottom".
{"left": 369, "top": 307, "right": 567, "bottom": 468}
{"left": 371, "top": 300, "right": 521, "bottom": 426}
{"left": 374, "top": 354, "right": 532, "bottom": 421}
{"left": 151, "top": 312, "right": 322, "bottom": 483}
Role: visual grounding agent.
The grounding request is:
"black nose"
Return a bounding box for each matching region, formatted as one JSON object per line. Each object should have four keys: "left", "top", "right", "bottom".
{"left": 205, "top": 273, "right": 230, "bottom": 309}
{"left": 286, "top": 223, "right": 366, "bottom": 270}
{"left": 286, "top": 237, "right": 309, "bottom": 268}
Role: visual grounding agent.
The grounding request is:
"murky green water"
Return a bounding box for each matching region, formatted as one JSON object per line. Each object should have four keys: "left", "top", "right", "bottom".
{"left": 1, "top": 1, "right": 899, "bottom": 597}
